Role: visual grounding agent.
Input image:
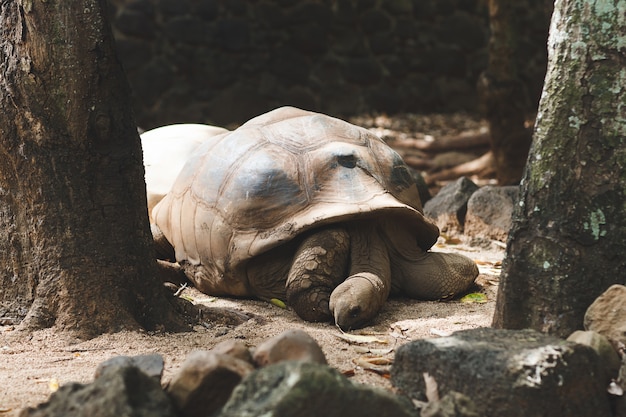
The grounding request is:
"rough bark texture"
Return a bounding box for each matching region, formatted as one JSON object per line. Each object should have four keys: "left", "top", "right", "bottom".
{"left": 0, "top": 0, "right": 182, "bottom": 337}
{"left": 478, "top": 0, "right": 551, "bottom": 185}
{"left": 493, "top": 0, "right": 626, "bottom": 337}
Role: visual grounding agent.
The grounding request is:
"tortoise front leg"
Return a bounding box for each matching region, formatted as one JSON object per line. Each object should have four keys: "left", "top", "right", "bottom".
{"left": 285, "top": 227, "right": 350, "bottom": 322}
{"left": 329, "top": 221, "right": 391, "bottom": 330}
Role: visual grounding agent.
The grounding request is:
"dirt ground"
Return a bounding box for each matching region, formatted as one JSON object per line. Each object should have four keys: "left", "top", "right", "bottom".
{"left": 0, "top": 236, "right": 504, "bottom": 415}
{"left": 0, "top": 112, "right": 503, "bottom": 414}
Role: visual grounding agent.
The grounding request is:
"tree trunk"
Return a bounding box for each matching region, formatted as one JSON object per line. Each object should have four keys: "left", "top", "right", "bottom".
{"left": 493, "top": 0, "right": 626, "bottom": 337}
{"left": 478, "top": 0, "right": 549, "bottom": 185}
{"left": 0, "top": 0, "right": 183, "bottom": 337}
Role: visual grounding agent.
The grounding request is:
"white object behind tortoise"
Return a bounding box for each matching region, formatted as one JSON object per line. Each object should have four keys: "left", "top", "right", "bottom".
{"left": 145, "top": 107, "right": 478, "bottom": 330}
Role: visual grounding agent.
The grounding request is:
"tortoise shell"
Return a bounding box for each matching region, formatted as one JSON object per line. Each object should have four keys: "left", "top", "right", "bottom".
{"left": 152, "top": 107, "right": 439, "bottom": 296}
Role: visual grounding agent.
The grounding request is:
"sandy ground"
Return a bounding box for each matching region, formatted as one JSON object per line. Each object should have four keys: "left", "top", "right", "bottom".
{"left": 0, "top": 111, "right": 501, "bottom": 414}
{"left": 0, "top": 235, "right": 504, "bottom": 415}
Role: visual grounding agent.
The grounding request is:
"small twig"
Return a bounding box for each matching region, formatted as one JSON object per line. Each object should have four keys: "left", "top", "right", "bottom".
{"left": 173, "top": 283, "right": 188, "bottom": 297}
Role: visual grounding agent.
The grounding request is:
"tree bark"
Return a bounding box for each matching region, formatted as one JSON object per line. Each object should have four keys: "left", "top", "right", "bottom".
{"left": 0, "top": 0, "right": 183, "bottom": 337}
{"left": 493, "top": 0, "right": 626, "bottom": 337}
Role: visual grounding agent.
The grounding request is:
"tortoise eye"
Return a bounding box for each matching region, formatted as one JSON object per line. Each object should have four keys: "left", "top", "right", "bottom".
{"left": 337, "top": 154, "right": 357, "bottom": 169}
{"left": 349, "top": 306, "right": 361, "bottom": 318}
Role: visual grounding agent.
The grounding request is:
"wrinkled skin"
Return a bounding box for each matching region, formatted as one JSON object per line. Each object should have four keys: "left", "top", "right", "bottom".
{"left": 246, "top": 219, "right": 477, "bottom": 330}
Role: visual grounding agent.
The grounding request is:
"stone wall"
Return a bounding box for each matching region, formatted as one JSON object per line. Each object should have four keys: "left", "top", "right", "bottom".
{"left": 109, "top": 0, "right": 550, "bottom": 128}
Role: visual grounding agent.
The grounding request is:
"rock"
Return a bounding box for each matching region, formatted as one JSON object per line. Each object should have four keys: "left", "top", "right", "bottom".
{"left": 94, "top": 354, "right": 164, "bottom": 381}
{"left": 567, "top": 330, "right": 622, "bottom": 382}
{"left": 216, "top": 361, "right": 418, "bottom": 417}
{"left": 408, "top": 167, "right": 432, "bottom": 205}
{"left": 584, "top": 284, "right": 626, "bottom": 349}
{"left": 464, "top": 185, "right": 518, "bottom": 242}
{"left": 391, "top": 328, "right": 612, "bottom": 417}
{"left": 20, "top": 366, "right": 175, "bottom": 417}
{"left": 420, "top": 391, "right": 479, "bottom": 417}
{"left": 211, "top": 339, "right": 254, "bottom": 364}
{"left": 167, "top": 350, "right": 255, "bottom": 417}
{"left": 252, "top": 329, "right": 327, "bottom": 367}
{"left": 423, "top": 177, "right": 478, "bottom": 234}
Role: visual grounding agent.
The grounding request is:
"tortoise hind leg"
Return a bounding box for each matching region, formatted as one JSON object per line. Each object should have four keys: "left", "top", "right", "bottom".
{"left": 398, "top": 252, "right": 479, "bottom": 300}
{"left": 285, "top": 227, "right": 350, "bottom": 322}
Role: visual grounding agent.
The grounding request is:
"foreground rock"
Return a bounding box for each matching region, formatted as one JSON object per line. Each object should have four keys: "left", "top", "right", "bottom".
{"left": 167, "top": 350, "right": 255, "bottom": 417}
{"left": 567, "top": 330, "right": 622, "bottom": 383}
{"left": 94, "top": 353, "right": 164, "bottom": 380}
{"left": 21, "top": 366, "right": 176, "bottom": 417}
{"left": 216, "top": 361, "right": 418, "bottom": 417}
{"left": 253, "top": 329, "right": 327, "bottom": 367}
{"left": 391, "top": 328, "right": 612, "bottom": 417}
{"left": 584, "top": 284, "right": 626, "bottom": 350}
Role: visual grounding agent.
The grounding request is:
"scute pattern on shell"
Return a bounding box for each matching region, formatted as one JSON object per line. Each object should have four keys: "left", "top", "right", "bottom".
{"left": 152, "top": 107, "right": 439, "bottom": 296}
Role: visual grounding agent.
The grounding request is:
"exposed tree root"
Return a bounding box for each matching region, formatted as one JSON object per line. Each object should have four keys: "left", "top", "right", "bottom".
{"left": 387, "top": 129, "right": 491, "bottom": 152}
{"left": 425, "top": 151, "right": 496, "bottom": 184}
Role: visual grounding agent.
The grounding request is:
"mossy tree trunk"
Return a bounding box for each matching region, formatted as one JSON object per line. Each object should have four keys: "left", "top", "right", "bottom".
{"left": 493, "top": 0, "right": 626, "bottom": 337}
{"left": 0, "top": 0, "right": 183, "bottom": 337}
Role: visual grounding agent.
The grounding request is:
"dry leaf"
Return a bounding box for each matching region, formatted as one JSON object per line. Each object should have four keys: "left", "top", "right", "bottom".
{"left": 335, "top": 332, "right": 388, "bottom": 344}
{"left": 608, "top": 381, "right": 623, "bottom": 396}
{"left": 430, "top": 328, "right": 452, "bottom": 337}
{"left": 353, "top": 358, "right": 391, "bottom": 377}
{"left": 48, "top": 378, "right": 59, "bottom": 392}
{"left": 353, "top": 346, "right": 394, "bottom": 355}
{"left": 357, "top": 356, "right": 393, "bottom": 366}
{"left": 423, "top": 372, "right": 439, "bottom": 402}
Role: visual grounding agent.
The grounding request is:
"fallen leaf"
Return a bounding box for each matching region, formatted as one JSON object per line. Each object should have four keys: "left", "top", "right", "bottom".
{"left": 270, "top": 298, "right": 286, "bottom": 309}
{"left": 357, "top": 356, "right": 393, "bottom": 366}
{"left": 439, "top": 234, "right": 462, "bottom": 245}
{"left": 353, "top": 358, "right": 391, "bottom": 377}
{"left": 460, "top": 292, "right": 488, "bottom": 303}
{"left": 423, "top": 372, "right": 439, "bottom": 402}
{"left": 335, "top": 332, "right": 388, "bottom": 344}
{"left": 353, "top": 346, "right": 394, "bottom": 355}
{"left": 430, "top": 328, "right": 452, "bottom": 337}
{"left": 48, "top": 378, "right": 59, "bottom": 392}
{"left": 608, "top": 381, "right": 623, "bottom": 396}
{"left": 193, "top": 297, "right": 217, "bottom": 304}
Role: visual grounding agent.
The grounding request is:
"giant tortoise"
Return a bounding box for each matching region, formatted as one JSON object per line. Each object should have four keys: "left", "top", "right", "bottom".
{"left": 141, "top": 123, "right": 228, "bottom": 218}
{"left": 152, "top": 107, "right": 479, "bottom": 330}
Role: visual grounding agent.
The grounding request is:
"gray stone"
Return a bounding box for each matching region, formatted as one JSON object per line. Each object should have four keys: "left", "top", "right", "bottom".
{"left": 94, "top": 354, "right": 165, "bottom": 381}
{"left": 391, "top": 328, "right": 612, "bottom": 417}
{"left": 464, "top": 185, "right": 518, "bottom": 242}
{"left": 252, "top": 329, "right": 327, "bottom": 367}
{"left": 167, "top": 350, "right": 255, "bottom": 417}
{"left": 20, "top": 366, "right": 175, "bottom": 417}
{"left": 567, "top": 330, "right": 622, "bottom": 383}
{"left": 423, "top": 177, "right": 478, "bottom": 234}
{"left": 408, "top": 167, "right": 432, "bottom": 205}
{"left": 216, "top": 361, "right": 418, "bottom": 417}
{"left": 584, "top": 284, "right": 626, "bottom": 350}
